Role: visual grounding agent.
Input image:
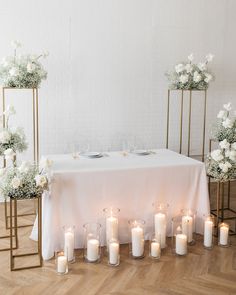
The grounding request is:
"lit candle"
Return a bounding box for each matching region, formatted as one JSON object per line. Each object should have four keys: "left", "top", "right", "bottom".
{"left": 87, "top": 239, "right": 99, "bottom": 261}
{"left": 151, "top": 241, "right": 161, "bottom": 258}
{"left": 182, "top": 215, "right": 193, "bottom": 243}
{"left": 176, "top": 234, "right": 187, "bottom": 255}
{"left": 57, "top": 255, "right": 67, "bottom": 273}
{"left": 219, "top": 224, "right": 229, "bottom": 246}
{"left": 109, "top": 241, "right": 119, "bottom": 265}
{"left": 106, "top": 216, "right": 118, "bottom": 244}
{"left": 154, "top": 213, "right": 166, "bottom": 248}
{"left": 64, "top": 230, "right": 74, "bottom": 262}
{"left": 204, "top": 220, "right": 213, "bottom": 248}
{"left": 131, "top": 226, "right": 144, "bottom": 257}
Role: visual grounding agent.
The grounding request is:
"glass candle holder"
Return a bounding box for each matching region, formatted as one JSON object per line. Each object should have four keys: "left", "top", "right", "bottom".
{"left": 108, "top": 238, "right": 120, "bottom": 267}
{"left": 218, "top": 222, "right": 230, "bottom": 247}
{"left": 83, "top": 222, "right": 102, "bottom": 263}
{"left": 153, "top": 203, "right": 169, "bottom": 249}
{"left": 149, "top": 233, "right": 161, "bottom": 260}
{"left": 56, "top": 251, "right": 68, "bottom": 275}
{"left": 63, "top": 225, "right": 75, "bottom": 263}
{"left": 180, "top": 208, "right": 197, "bottom": 245}
{"left": 172, "top": 216, "right": 188, "bottom": 256}
{"left": 203, "top": 215, "right": 214, "bottom": 250}
{"left": 103, "top": 207, "right": 120, "bottom": 245}
{"left": 128, "top": 219, "right": 145, "bottom": 259}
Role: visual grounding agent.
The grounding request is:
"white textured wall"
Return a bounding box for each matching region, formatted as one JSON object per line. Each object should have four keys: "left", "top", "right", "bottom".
{"left": 0, "top": 0, "right": 236, "bottom": 159}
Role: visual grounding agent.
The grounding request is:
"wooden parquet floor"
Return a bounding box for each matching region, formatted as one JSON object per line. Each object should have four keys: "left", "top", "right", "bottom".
{"left": 1, "top": 183, "right": 236, "bottom": 295}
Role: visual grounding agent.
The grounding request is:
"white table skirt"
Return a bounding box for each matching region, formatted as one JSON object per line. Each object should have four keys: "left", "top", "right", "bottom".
{"left": 31, "top": 149, "right": 209, "bottom": 260}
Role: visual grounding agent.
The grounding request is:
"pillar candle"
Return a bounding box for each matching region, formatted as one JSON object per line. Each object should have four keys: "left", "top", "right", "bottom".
{"left": 131, "top": 226, "right": 144, "bottom": 257}
{"left": 204, "top": 220, "right": 213, "bottom": 248}
{"left": 106, "top": 216, "right": 118, "bottom": 244}
{"left": 151, "top": 241, "right": 161, "bottom": 258}
{"left": 109, "top": 241, "right": 119, "bottom": 265}
{"left": 87, "top": 239, "right": 99, "bottom": 261}
{"left": 182, "top": 215, "right": 193, "bottom": 243}
{"left": 57, "top": 255, "right": 67, "bottom": 273}
{"left": 176, "top": 234, "right": 187, "bottom": 255}
{"left": 64, "top": 231, "right": 74, "bottom": 261}
{"left": 219, "top": 225, "right": 229, "bottom": 246}
{"left": 154, "top": 213, "right": 166, "bottom": 249}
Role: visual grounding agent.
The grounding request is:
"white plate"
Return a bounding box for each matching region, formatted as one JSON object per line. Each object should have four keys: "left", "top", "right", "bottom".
{"left": 82, "top": 152, "right": 103, "bottom": 158}
{"left": 132, "top": 150, "right": 151, "bottom": 156}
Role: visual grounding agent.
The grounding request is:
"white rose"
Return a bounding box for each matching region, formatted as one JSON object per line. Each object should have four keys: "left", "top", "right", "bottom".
{"left": 27, "top": 62, "right": 36, "bottom": 73}
{"left": 187, "top": 53, "right": 194, "bottom": 62}
{"left": 0, "top": 168, "right": 5, "bottom": 177}
{"left": 219, "top": 139, "right": 230, "bottom": 150}
{"left": 217, "top": 110, "right": 227, "bottom": 119}
{"left": 9, "top": 67, "right": 19, "bottom": 77}
{"left": 185, "top": 64, "right": 193, "bottom": 73}
{"left": 223, "top": 102, "right": 232, "bottom": 112}
{"left": 179, "top": 74, "right": 188, "bottom": 84}
{"left": 232, "top": 142, "right": 236, "bottom": 150}
{"left": 193, "top": 71, "right": 201, "bottom": 83}
{"left": 222, "top": 118, "right": 233, "bottom": 129}
{"left": 211, "top": 149, "right": 224, "bottom": 162}
{"left": 204, "top": 73, "right": 212, "bottom": 83}
{"left": 225, "top": 150, "right": 236, "bottom": 162}
{"left": 175, "top": 63, "right": 185, "bottom": 73}
{"left": 39, "top": 157, "right": 53, "bottom": 171}
{"left": 11, "top": 177, "right": 21, "bottom": 189}
{"left": 198, "top": 63, "right": 207, "bottom": 71}
{"left": 18, "top": 161, "right": 30, "bottom": 173}
{"left": 11, "top": 40, "right": 22, "bottom": 49}
{"left": 4, "top": 148, "right": 15, "bottom": 160}
{"left": 35, "top": 175, "right": 47, "bottom": 187}
{"left": 206, "top": 53, "right": 214, "bottom": 62}
{"left": 0, "top": 130, "right": 11, "bottom": 144}
{"left": 4, "top": 105, "right": 16, "bottom": 117}
{"left": 219, "top": 162, "right": 232, "bottom": 173}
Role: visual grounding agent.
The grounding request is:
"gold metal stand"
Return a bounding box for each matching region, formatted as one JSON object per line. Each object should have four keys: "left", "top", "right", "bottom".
{"left": 10, "top": 196, "right": 42, "bottom": 271}
{"left": 166, "top": 89, "right": 207, "bottom": 161}
{"left": 1, "top": 87, "right": 39, "bottom": 230}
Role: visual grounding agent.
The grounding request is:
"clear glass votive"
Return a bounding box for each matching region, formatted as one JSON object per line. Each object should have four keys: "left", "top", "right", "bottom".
{"left": 128, "top": 219, "right": 145, "bottom": 259}
{"left": 172, "top": 216, "right": 188, "bottom": 256}
{"left": 108, "top": 238, "right": 120, "bottom": 267}
{"left": 180, "top": 208, "right": 197, "bottom": 245}
{"left": 218, "top": 222, "right": 230, "bottom": 247}
{"left": 203, "top": 215, "right": 214, "bottom": 250}
{"left": 63, "top": 225, "right": 75, "bottom": 263}
{"left": 149, "top": 233, "right": 161, "bottom": 260}
{"left": 83, "top": 222, "right": 102, "bottom": 263}
{"left": 103, "top": 207, "right": 120, "bottom": 246}
{"left": 56, "top": 251, "right": 68, "bottom": 275}
{"left": 153, "top": 203, "right": 169, "bottom": 249}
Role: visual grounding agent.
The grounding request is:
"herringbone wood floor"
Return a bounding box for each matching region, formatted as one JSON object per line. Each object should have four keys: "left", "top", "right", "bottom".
{"left": 1, "top": 183, "right": 236, "bottom": 295}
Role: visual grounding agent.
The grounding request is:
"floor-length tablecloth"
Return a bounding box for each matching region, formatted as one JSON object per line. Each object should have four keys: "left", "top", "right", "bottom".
{"left": 31, "top": 149, "right": 209, "bottom": 260}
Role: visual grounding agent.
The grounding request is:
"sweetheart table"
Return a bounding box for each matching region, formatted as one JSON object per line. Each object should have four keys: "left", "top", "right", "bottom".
{"left": 31, "top": 149, "right": 209, "bottom": 260}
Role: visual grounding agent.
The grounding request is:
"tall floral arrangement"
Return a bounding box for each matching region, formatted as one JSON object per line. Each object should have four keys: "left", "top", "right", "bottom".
{"left": 166, "top": 53, "right": 214, "bottom": 90}
{"left": 0, "top": 40, "right": 48, "bottom": 88}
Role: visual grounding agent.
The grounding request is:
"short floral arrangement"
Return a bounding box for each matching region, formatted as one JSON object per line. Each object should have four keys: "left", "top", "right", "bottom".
{"left": 0, "top": 40, "right": 48, "bottom": 88}
{"left": 0, "top": 158, "right": 52, "bottom": 199}
{"left": 211, "top": 102, "right": 236, "bottom": 143}
{"left": 0, "top": 105, "right": 27, "bottom": 160}
{"left": 166, "top": 53, "right": 214, "bottom": 90}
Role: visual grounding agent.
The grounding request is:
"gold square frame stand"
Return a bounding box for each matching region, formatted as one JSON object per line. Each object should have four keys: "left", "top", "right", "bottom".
{"left": 10, "top": 195, "right": 42, "bottom": 271}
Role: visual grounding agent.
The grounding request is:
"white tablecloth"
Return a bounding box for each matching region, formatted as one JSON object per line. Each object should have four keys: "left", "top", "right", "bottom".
{"left": 31, "top": 149, "right": 209, "bottom": 260}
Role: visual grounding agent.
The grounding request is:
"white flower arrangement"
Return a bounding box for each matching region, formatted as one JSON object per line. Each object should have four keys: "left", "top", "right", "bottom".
{"left": 166, "top": 53, "right": 214, "bottom": 90}
{"left": 0, "top": 40, "right": 48, "bottom": 88}
{"left": 211, "top": 102, "right": 236, "bottom": 143}
{"left": 0, "top": 161, "right": 50, "bottom": 199}
{"left": 0, "top": 105, "right": 27, "bottom": 160}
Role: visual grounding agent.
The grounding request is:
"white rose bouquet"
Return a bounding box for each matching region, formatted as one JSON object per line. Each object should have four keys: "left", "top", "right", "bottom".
{"left": 0, "top": 105, "right": 27, "bottom": 161}
{"left": 0, "top": 40, "right": 48, "bottom": 88}
{"left": 211, "top": 102, "right": 236, "bottom": 143}
{"left": 0, "top": 161, "right": 50, "bottom": 199}
{"left": 166, "top": 53, "right": 214, "bottom": 90}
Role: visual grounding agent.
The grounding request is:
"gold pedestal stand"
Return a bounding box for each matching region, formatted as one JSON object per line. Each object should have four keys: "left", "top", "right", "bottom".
{"left": 166, "top": 89, "right": 207, "bottom": 161}
{"left": 10, "top": 195, "right": 42, "bottom": 271}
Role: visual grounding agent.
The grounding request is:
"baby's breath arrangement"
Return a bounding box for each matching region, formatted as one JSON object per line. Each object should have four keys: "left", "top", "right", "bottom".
{"left": 166, "top": 53, "right": 214, "bottom": 90}
{"left": 0, "top": 159, "right": 52, "bottom": 200}
{"left": 0, "top": 105, "right": 27, "bottom": 161}
{"left": 0, "top": 40, "right": 48, "bottom": 88}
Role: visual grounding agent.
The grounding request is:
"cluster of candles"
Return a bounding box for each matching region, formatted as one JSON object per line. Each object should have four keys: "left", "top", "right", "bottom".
{"left": 56, "top": 205, "right": 230, "bottom": 275}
